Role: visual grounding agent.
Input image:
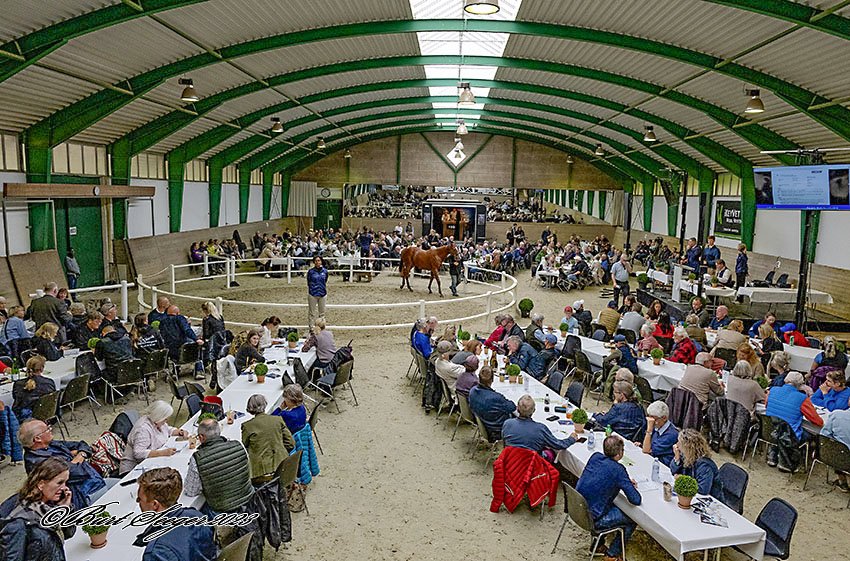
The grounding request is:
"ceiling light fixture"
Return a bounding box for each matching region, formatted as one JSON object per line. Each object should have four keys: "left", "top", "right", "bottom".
{"left": 317, "top": 138, "right": 326, "bottom": 149}
{"left": 458, "top": 82, "right": 476, "bottom": 106}
{"left": 744, "top": 88, "right": 765, "bottom": 114}
{"left": 270, "top": 117, "right": 283, "bottom": 134}
{"left": 456, "top": 120, "right": 469, "bottom": 135}
{"left": 643, "top": 125, "right": 657, "bottom": 142}
{"left": 463, "top": 0, "right": 500, "bottom": 15}
{"left": 178, "top": 78, "right": 198, "bottom": 102}
{"left": 595, "top": 144, "right": 605, "bottom": 156}
{"left": 344, "top": 149, "right": 352, "bottom": 159}
{"left": 567, "top": 155, "right": 574, "bottom": 165}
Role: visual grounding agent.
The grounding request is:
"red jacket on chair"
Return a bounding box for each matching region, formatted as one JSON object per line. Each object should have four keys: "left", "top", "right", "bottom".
{"left": 490, "top": 446, "right": 559, "bottom": 513}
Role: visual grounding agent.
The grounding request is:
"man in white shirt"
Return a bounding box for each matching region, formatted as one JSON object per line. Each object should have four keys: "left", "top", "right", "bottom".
{"left": 618, "top": 302, "right": 646, "bottom": 336}
{"left": 611, "top": 254, "right": 632, "bottom": 307}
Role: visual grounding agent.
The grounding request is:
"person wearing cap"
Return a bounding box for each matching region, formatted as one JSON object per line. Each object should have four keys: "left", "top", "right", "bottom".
{"left": 566, "top": 255, "right": 589, "bottom": 286}
{"left": 526, "top": 334, "right": 558, "bottom": 380}
{"left": 707, "top": 305, "right": 732, "bottom": 330}
{"left": 455, "top": 355, "right": 480, "bottom": 397}
{"left": 779, "top": 322, "right": 810, "bottom": 347}
{"left": 434, "top": 340, "right": 464, "bottom": 396}
{"left": 597, "top": 300, "right": 621, "bottom": 338}
{"left": 560, "top": 306, "right": 579, "bottom": 333}
{"left": 679, "top": 352, "right": 725, "bottom": 408}
{"left": 591, "top": 381, "right": 647, "bottom": 442}
{"left": 98, "top": 301, "right": 126, "bottom": 337}
{"left": 572, "top": 300, "right": 592, "bottom": 332}
{"left": 765, "top": 371, "right": 823, "bottom": 471}
{"left": 599, "top": 335, "right": 639, "bottom": 394}
{"left": 506, "top": 335, "right": 538, "bottom": 372}
{"left": 611, "top": 253, "right": 632, "bottom": 307}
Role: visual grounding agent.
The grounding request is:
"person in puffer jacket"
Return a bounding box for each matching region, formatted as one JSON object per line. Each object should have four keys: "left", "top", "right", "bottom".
{"left": 94, "top": 325, "right": 133, "bottom": 383}
{"left": 490, "top": 446, "right": 559, "bottom": 513}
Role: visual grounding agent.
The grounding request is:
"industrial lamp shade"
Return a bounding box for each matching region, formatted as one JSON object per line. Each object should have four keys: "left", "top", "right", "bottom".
{"left": 456, "top": 121, "right": 469, "bottom": 135}
{"left": 178, "top": 78, "right": 198, "bottom": 102}
{"left": 317, "top": 138, "right": 326, "bottom": 149}
{"left": 271, "top": 117, "right": 284, "bottom": 134}
{"left": 344, "top": 149, "right": 352, "bottom": 159}
{"left": 458, "top": 82, "right": 476, "bottom": 105}
{"left": 566, "top": 155, "right": 574, "bottom": 164}
{"left": 595, "top": 144, "right": 605, "bottom": 156}
{"left": 643, "top": 126, "right": 657, "bottom": 142}
{"left": 464, "top": 0, "right": 500, "bottom": 15}
{"left": 744, "top": 89, "right": 764, "bottom": 114}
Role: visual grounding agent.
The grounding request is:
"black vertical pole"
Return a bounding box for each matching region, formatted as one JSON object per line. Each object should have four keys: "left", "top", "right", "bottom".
{"left": 795, "top": 210, "right": 813, "bottom": 332}
{"left": 624, "top": 191, "right": 633, "bottom": 253}
{"left": 678, "top": 172, "right": 689, "bottom": 256}
{"left": 695, "top": 191, "right": 708, "bottom": 299}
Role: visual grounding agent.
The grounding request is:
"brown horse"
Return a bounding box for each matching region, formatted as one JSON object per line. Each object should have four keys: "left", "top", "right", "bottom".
{"left": 400, "top": 244, "right": 458, "bottom": 297}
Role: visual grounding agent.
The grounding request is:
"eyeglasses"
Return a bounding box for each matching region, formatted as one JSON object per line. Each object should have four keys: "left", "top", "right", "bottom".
{"left": 36, "top": 425, "right": 53, "bottom": 439}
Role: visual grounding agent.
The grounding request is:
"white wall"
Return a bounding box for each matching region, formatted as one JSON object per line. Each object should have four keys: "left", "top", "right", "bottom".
{"left": 220, "top": 183, "right": 239, "bottom": 226}
{"left": 128, "top": 178, "right": 168, "bottom": 238}
{"left": 631, "top": 194, "right": 644, "bottom": 231}
{"left": 247, "top": 184, "right": 263, "bottom": 222}
{"left": 0, "top": 171, "right": 31, "bottom": 255}
{"left": 815, "top": 211, "right": 850, "bottom": 269}
{"left": 181, "top": 181, "right": 211, "bottom": 232}
{"left": 651, "top": 196, "right": 668, "bottom": 236}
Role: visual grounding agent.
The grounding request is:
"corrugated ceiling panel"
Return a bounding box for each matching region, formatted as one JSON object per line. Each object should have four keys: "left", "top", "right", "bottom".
{"left": 704, "top": 129, "right": 780, "bottom": 167}
{"left": 493, "top": 67, "right": 649, "bottom": 106}
{"left": 0, "top": 0, "right": 119, "bottom": 43}
{"left": 515, "top": 0, "right": 792, "bottom": 59}
{"left": 72, "top": 99, "right": 169, "bottom": 145}
{"left": 735, "top": 27, "right": 850, "bottom": 100}
{"left": 235, "top": 34, "right": 420, "bottom": 80}
{"left": 38, "top": 17, "right": 202, "bottom": 85}
{"left": 203, "top": 90, "right": 289, "bottom": 123}
{"left": 198, "top": 130, "right": 262, "bottom": 160}
{"left": 0, "top": 66, "right": 101, "bottom": 131}
{"left": 283, "top": 67, "right": 426, "bottom": 99}
{"left": 150, "top": 119, "right": 224, "bottom": 154}
{"left": 760, "top": 112, "right": 850, "bottom": 152}
{"left": 635, "top": 96, "right": 727, "bottom": 134}
{"left": 662, "top": 140, "right": 726, "bottom": 173}
{"left": 142, "top": 64, "right": 253, "bottom": 108}
{"left": 326, "top": 103, "right": 433, "bottom": 125}
{"left": 157, "top": 0, "right": 412, "bottom": 49}
{"left": 675, "top": 72, "right": 797, "bottom": 116}
{"left": 488, "top": 89, "right": 619, "bottom": 121}
{"left": 306, "top": 88, "right": 429, "bottom": 113}
{"left": 503, "top": 36, "right": 698, "bottom": 88}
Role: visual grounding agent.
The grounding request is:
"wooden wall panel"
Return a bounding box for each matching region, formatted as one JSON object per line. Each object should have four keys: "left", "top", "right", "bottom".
{"left": 8, "top": 251, "right": 65, "bottom": 306}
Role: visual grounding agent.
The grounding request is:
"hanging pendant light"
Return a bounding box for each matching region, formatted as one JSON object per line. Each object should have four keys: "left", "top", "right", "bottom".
{"left": 456, "top": 120, "right": 469, "bottom": 135}
{"left": 744, "top": 89, "right": 765, "bottom": 114}
{"left": 458, "top": 82, "right": 476, "bottom": 106}
{"left": 344, "top": 149, "right": 352, "bottom": 159}
{"left": 270, "top": 117, "right": 284, "bottom": 134}
{"left": 566, "top": 155, "right": 574, "bottom": 165}
{"left": 643, "top": 125, "right": 657, "bottom": 142}
{"left": 595, "top": 144, "right": 605, "bottom": 156}
{"left": 317, "top": 138, "right": 326, "bottom": 149}
{"left": 464, "top": 0, "right": 500, "bottom": 15}
{"left": 178, "top": 78, "right": 198, "bottom": 102}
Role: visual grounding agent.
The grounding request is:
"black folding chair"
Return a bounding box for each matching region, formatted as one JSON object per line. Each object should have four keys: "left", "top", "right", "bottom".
{"left": 615, "top": 328, "right": 637, "bottom": 345}
{"left": 106, "top": 359, "right": 147, "bottom": 408}
{"left": 565, "top": 381, "right": 584, "bottom": 408}
{"left": 311, "top": 360, "right": 358, "bottom": 413}
{"left": 172, "top": 343, "right": 201, "bottom": 378}
{"left": 717, "top": 462, "right": 749, "bottom": 515}
{"left": 552, "top": 482, "right": 628, "bottom": 557}
{"left": 31, "top": 391, "right": 65, "bottom": 440}
{"left": 58, "top": 373, "right": 98, "bottom": 430}
{"left": 804, "top": 434, "right": 850, "bottom": 507}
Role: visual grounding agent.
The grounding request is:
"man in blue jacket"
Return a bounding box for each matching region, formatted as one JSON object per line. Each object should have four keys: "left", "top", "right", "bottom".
{"left": 307, "top": 256, "right": 328, "bottom": 328}
{"left": 134, "top": 467, "right": 218, "bottom": 561}
{"left": 681, "top": 237, "right": 702, "bottom": 272}
{"left": 469, "top": 367, "right": 516, "bottom": 440}
{"left": 160, "top": 305, "right": 204, "bottom": 378}
{"left": 577, "top": 436, "right": 642, "bottom": 561}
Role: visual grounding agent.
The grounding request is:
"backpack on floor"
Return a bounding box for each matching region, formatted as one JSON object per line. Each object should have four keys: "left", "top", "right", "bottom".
{"left": 89, "top": 431, "right": 125, "bottom": 478}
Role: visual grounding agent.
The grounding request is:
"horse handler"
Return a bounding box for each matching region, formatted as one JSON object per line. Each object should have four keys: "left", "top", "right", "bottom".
{"left": 307, "top": 255, "right": 328, "bottom": 326}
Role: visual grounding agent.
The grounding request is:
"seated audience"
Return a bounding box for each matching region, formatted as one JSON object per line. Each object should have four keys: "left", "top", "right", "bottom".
{"left": 679, "top": 352, "right": 724, "bottom": 408}
{"left": 652, "top": 311, "right": 674, "bottom": 339}
{"left": 560, "top": 306, "right": 579, "bottom": 333}
{"left": 710, "top": 319, "right": 747, "bottom": 355}
{"left": 591, "top": 381, "right": 647, "bottom": 441}
{"left": 452, "top": 339, "right": 482, "bottom": 366}
{"left": 725, "top": 360, "right": 766, "bottom": 414}
{"left": 525, "top": 313, "right": 546, "bottom": 350}
{"left": 811, "top": 370, "right": 850, "bottom": 412}
{"left": 201, "top": 301, "right": 226, "bottom": 343}
{"left": 690, "top": 297, "right": 710, "bottom": 327}
{"left": 12, "top": 356, "right": 55, "bottom": 420}
{"left": 765, "top": 371, "right": 823, "bottom": 470}
{"left": 668, "top": 429, "right": 722, "bottom": 497}
{"left": 668, "top": 327, "right": 697, "bottom": 365}
{"left": 94, "top": 325, "right": 133, "bottom": 383}
{"left": 635, "top": 323, "right": 662, "bottom": 353}
{"left": 0, "top": 457, "right": 76, "bottom": 561}
{"left": 72, "top": 310, "right": 103, "bottom": 350}
{"left": 259, "top": 316, "right": 281, "bottom": 349}
{"left": 708, "top": 305, "right": 732, "bottom": 330}
{"left": 19, "top": 419, "right": 108, "bottom": 510}
{"left": 435, "top": 340, "right": 465, "bottom": 395}
{"left": 148, "top": 295, "right": 170, "bottom": 324}
{"left": 684, "top": 314, "right": 706, "bottom": 346}
{"left": 618, "top": 302, "right": 645, "bottom": 337}
{"left": 32, "top": 322, "right": 63, "bottom": 361}
{"left": 576, "top": 436, "right": 642, "bottom": 561}
{"left": 183, "top": 418, "right": 254, "bottom": 515}
{"left": 455, "top": 355, "right": 480, "bottom": 397}
{"left": 274, "top": 384, "right": 308, "bottom": 434}
{"left": 302, "top": 318, "right": 337, "bottom": 371}
{"left": 779, "top": 322, "right": 809, "bottom": 347}
{"left": 0, "top": 306, "right": 31, "bottom": 352}
{"left": 130, "top": 312, "right": 165, "bottom": 356}
{"left": 506, "top": 335, "right": 537, "bottom": 372}
{"left": 645, "top": 299, "right": 663, "bottom": 321}
{"left": 413, "top": 316, "right": 436, "bottom": 357}
{"left": 134, "top": 467, "right": 218, "bottom": 561}
{"left": 469, "top": 367, "right": 516, "bottom": 440}
{"left": 241, "top": 394, "right": 295, "bottom": 483}
{"left": 98, "top": 302, "right": 126, "bottom": 336}
{"left": 526, "top": 334, "right": 558, "bottom": 380}
{"left": 737, "top": 342, "right": 765, "bottom": 379}
{"left": 822, "top": 408, "right": 850, "bottom": 492}
{"left": 748, "top": 311, "right": 779, "bottom": 338}
{"left": 66, "top": 302, "right": 87, "bottom": 342}
{"left": 119, "top": 401, "right": 187, "bottom": 475}
{"left": 502, "top": 395, "right": 576, "bottom": 454}
{"left": 235, "top": 329, "right": 265, "bottom": 373}
{"left": 597, "top": 300, "right": 621, "bottom": 337}
{"left": 756, "top": 322, "right": 784, "bottom": 369}
{"left": 639, "top": 400, "right": 679, "bottom": 466}
{"left": 573, "top": 300, "right": 593, "bottom": 333}
{"left": 160, "top": 305, "right": 204, "bottom": 362}
{"left": 498, "top": 315, "right": 525, "bottom": 349}
{"left": 810, "top": 336, "right": 848, "bottom": 387}
{"left": 768, "top": 351, "right": 794, "bottom": 388}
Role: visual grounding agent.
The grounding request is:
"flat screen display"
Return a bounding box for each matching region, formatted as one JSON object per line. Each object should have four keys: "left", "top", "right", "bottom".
{"left": 754, "top": 164, "right": 850, "bottom": 210}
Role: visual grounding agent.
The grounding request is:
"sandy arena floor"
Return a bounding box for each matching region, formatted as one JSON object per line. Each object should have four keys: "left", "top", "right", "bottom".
{"left": 0, "top": 268, "right": 846, "bottom": 560}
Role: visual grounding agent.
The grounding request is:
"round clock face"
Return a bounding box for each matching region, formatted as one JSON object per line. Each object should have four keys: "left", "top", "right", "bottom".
{"left": 321, "top": 188, "right": 331, "bottom": 198}
{"left": 92, "top": 186, "right": 101, "bottom": 196}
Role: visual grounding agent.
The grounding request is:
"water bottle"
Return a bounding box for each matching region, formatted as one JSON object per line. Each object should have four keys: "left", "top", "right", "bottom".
{"left": 605, "top": 424, "right": 613, "bottom": 437}
{"left": 586, "top": 431, "right": 595, "bottom": 450}
{"left": 789, "top": 335, "right": 795, "bottom": 347}
{"left": 544, "top": 394, "right": 550, "bottom": 405}
{"left": 651, "top": 458, "right": 661, "bottom": 483}
{"left": 247, "top": 368, "right": 254, "bottom": 382}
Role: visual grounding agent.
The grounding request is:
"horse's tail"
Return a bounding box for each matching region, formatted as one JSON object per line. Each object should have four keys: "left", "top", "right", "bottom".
{"left": 399, "top": 246, "right": 408, "bottom": 271}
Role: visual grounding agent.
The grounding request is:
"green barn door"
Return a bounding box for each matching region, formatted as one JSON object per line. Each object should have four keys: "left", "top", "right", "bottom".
{"left": 315, "top": 200, "right": 342, "bottom": 230}
{"left": 55, "top": 199, "right": 105, "bottom": 287}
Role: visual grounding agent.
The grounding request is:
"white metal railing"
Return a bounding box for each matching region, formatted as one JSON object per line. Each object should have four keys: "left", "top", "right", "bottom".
{"left": 29, "top": 281, "right": 135, "bottom": 321}
{"left": 135, "top": 256, "right": 516, "bottom": 331}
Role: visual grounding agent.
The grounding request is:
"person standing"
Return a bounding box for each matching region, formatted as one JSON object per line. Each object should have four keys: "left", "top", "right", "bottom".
{"left": 735, "top": 243, "right": 748, "bottom": 293}
{"left": 64, "top": 249, "right": 81, "bottom": 295}
{"left": 446, "top": 250, "right": 462, "bottom": 297}
{"left": 611, "top": 254, "right": 632, "bottom": 307}
{"left": 307, "top": 255, "right": 328, "bottom": 327}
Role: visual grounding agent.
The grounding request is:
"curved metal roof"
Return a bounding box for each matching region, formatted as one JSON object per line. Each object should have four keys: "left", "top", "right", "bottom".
{"left": 3, "top": 0, "right": 850, "bottom": 183}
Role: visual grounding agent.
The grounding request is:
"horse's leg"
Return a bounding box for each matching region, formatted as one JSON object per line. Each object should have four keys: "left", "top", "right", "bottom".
{"left": 400, "top": 265, "right": 407, "bottom": 289}
{"left": 434, "top": 268, "right": 443, "bottom": 297}
{"left": 427, "top": 273, "right": 433, "bottom": 294}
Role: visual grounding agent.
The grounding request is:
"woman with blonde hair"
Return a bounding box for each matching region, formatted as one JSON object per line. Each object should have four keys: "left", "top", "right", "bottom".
{"left": 710, "top": 319, "right": 747, "bottom": 356}
{"left": 726, "top": 360, "right": 766, "bottom": 413}
{"left": 736, "top": 342, "right": 765, "bottom": 379}
{"left": 756, "top": 322, "right": 784, "bottom": 369}
{"left": 201, "top": 301, "right": 225, "bottom": 342}
{"left": 32, "top": 322, "right": 63, "bottom": 361}
{"left": 669, "top": 428, "right": 722, "bottom": 497}
{"left": 809, "top": 335, "right": 848, "bottom": 390}
{"left": 302, "top": 317, "right": 336, "bottom": 370}
{"left": 12, "top": 355, "right": 55, "bottom": 419}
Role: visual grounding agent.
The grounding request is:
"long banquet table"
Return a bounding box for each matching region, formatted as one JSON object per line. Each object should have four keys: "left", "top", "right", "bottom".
{"left": 736, "top": 286, "right": 833, "bottom": 305}
{"left": 484, "top": 355, "right": 765, "bottom": 561}
{"left": 0, "top": 350, "right": 104, "bottom": 406}
{"left": 64, "top": 343, "right": 315, "bottom": 561}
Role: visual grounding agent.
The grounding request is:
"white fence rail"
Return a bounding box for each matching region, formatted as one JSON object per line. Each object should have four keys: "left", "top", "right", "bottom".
{"left": 29, "top": 281, "right": 135, "bottom": 321}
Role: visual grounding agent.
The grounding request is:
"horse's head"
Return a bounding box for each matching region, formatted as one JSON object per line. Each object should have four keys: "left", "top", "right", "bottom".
{"left": 448, "top": 242, "right": 459, "bottom": 258}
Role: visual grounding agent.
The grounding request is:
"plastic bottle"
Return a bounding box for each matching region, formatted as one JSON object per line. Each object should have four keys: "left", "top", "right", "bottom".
{"left": 651, "top": 458, "right": 661, "bottom": 482}
{"left": 586, "top": 431, "right": 595, "bottom": 450}
{"left": 605, "top": 424, "right": 613, "bottom": 437}
{"left": 544, "top": 394, "right": 550, "bottom": 405}
{"left": 790, "top": 335, "right": 795, "bottom": 347}
{"left": 247, "top": 368, "right": 254, "bottom": 382}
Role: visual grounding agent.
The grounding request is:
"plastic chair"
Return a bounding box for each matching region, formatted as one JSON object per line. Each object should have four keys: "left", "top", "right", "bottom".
{"left": 20, "top": 348, "right": 39, "bottom": 364}
{"left": 0, "top": 355, "right": 13, "bottom": 367}
{"left": 573, "top": 351, "right": 596, "bottom": 392}
{"left": 452, "top": 392, "right": 477, "bottom": 441}
{"left": 168, "top": 375, "right": 189, "bottom": 421}
{"left": 717, "top": 462, "right": 749, "bottom": 515}
{"left": 308, "top": 401, "right": 323, "bottom": 454}
{"left": 657, "top": 336, "right": 674, "bottom": 354}
{"left": 217, "top": 531, "right": 254, "bottom": 561}
{"left": 172, "top": 342, "right": 201, "bottom": 377}
{"left": 31, "top": 391, "right": 65, "bottom": 440}
{"left": 590, "top": 322, "right": 608, "bottom": 338}
{"left": 774, "top": 273, "right": 790, "bottom": 288}
{"left": 108, "top": 409, "right": 140, "bottom": 443}
{"left": 747, "top": 415, "right": 810, "bottom": 474}
{"left": 713, "top": 347, "right": 738, "bottom": 369}
{"left": 107, "top": 359, "right": 147, "bottom": 407}
{"left": 552, "top": 482, "right": 628, "bottom": 559}
{"left": 615, "top": 328, "right": 637, "bottom": 345}
{"left": 566, "top": 381, "right": 584, "bottom": 408}
{"left": 312, "top": 359, "right": 358, "bottom": 413}
{"left": 58, "top": 373, "right": 98, "bottom": 429}
{"left": 471, "top": 415, "right": 501, "bottom": 468}
{"left": 183, "top": 380, "right": 205, "bottom": 399}
{"left": 186, "top": 394, "right": 202, "bottom": 418}
{"left": 546, "top": 370, "right": 565, "bottom": 395}
{"left": 435, "top": 377, "right": 456, "bottom": 422}
{"left": 142, "top": 348, "right": 170, "bottom": 381}
{"left": 276, "top": 450, "right": 308, "bottom": 515}
{"left": 633, "top": 376, "right": 655, "bottom": 411}
{"left": 803, "top": 434, "right": 850, "bottom": 507}
{"left": 805, "top": 337, "right": 821, "bottom": 349}
{"left": 751, "top": 270, "right": 775, "bottom": 288}
{"left": 754, "top": 498, "right": 798, "bottom": 559}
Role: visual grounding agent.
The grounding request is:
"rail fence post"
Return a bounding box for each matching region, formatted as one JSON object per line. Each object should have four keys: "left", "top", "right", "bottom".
{"left": 224, "top": 259, "right": 231, "bottom": 290}
{"left": 137, "top": 274, "right": 144, "bottom": 313}
{"left": 349, "top": 257, "right": 355, "bottom": 283}
{"left": 169, "top": 264, "right": 176, "bottom": 293}
{"left": 286, "top": 257, "right": 292, "bottom": 284}
{"left": 151, "top": 286, "right": 158, "bottom": 310}
{"left": 203, "top": 253, "right": 209, "bottom": 277}
{"left": 217, "top": 296, "right": 224, "bottom": 317}
{"left": 486, "top": 291, "right": 493, "bottom": 325}
{"left": 419, "top": 299, "right": 426, "bottom": 319}
{"left": 120, "top": 280, "right": 129, "bottom": 321}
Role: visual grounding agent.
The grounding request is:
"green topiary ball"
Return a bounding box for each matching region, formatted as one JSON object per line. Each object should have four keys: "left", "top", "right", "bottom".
{"left": 571, "top": 408, "right": 589, "bottom": 425}
{"left": 673, "top": 475, "right": 699, "bottom": 498}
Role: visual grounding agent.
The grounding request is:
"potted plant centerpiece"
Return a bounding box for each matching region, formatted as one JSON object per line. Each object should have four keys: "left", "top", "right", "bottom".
{"left": 710, "top": 276, "right": 719, "bottom": 288}
{"left": 83, "top": 511, "right": 111, "bottom": 549}
{"left": 650, "top": 347, "right": 664, "bottom": 366}
{"left": 287, "top": 331, "right": 299, "bottom": 349}
{"left": 637, "top": 272, "right": 649, "bottom": 290}
{"left": 518, "top": 298, "right": 534, "bottom": 318}
{"left": 571, "top": 408, "right": 589, "bottom": 433}
{"left": 505, "top": 363, "right": 520, "bottom": 383}
{"left": 254, "top": 362, "right": 268, "bottom": 384}
{"left": 559, "top": 322, "right": 570, "bottom": 338}
{"left": 674, "top": 475, "right": 699, "bottom": 509}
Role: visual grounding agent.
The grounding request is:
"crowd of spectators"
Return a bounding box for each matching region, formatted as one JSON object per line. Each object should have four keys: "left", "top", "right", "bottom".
{"left": 486, "top": 199, "right": 578, "bottom": 224}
